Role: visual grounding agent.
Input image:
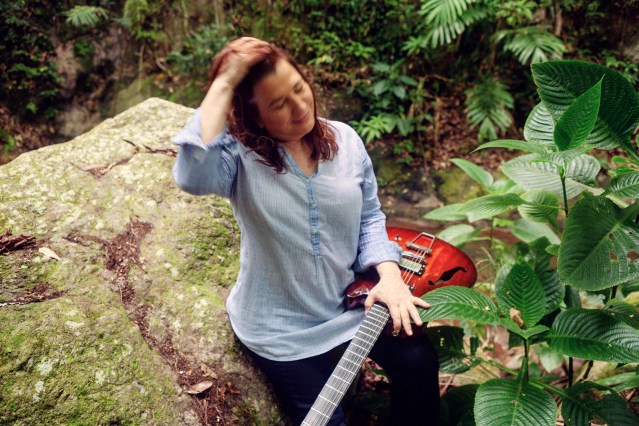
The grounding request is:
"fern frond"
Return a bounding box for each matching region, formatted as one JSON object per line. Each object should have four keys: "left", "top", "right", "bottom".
{"left": 465, "top": 76, "right": 514, "bottom": 142}
{"left": 63, "top": 6, "right": 109, "bottom": 27}
{"left": 496, "top": 26, "right": 566, "bottom": 65}
{"left": 419, "top": 0, "right": 488, "bottom": 48}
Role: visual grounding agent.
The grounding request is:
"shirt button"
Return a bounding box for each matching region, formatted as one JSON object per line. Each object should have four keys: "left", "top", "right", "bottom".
{"left": 310, "top": 202, "right": 317, "bottom": 209}
{"left": 311, "top": 227, "right": 319, "bottom": 234}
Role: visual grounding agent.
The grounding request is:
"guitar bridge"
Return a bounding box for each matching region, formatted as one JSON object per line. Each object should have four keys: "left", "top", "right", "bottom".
{"left": 399, "top": 253, "right": 425, "bottom": 276}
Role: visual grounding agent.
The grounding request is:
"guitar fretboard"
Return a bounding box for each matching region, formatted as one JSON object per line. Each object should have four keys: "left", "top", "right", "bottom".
{"left": 301, "top": 303, "right": 390, "bottom": 426}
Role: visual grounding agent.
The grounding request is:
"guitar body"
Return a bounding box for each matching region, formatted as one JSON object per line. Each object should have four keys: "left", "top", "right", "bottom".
{"left": 344, "top": 227, "right": 477, "bottom": 335}
{"left": 302, "top": 227, "right": 477, "bottom": 425}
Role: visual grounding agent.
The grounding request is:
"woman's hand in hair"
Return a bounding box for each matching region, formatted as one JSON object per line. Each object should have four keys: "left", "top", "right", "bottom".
{"left": 200, "top": 37, "right": 270, "bottom": 143}
{"left": 214, "top": 37, "right": 271, "bottom": 90}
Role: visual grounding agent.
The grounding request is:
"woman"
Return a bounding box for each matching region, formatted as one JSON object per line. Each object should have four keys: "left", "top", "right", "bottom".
{"left": 173, "top": 37, "right": 440, "bottom": 425}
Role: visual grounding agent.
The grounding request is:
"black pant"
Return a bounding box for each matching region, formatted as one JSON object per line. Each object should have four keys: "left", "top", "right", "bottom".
{"left": 247, "top": 334, "right": 440, "bottom": 425}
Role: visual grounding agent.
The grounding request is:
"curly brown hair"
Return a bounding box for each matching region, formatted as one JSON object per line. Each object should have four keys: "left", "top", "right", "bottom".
{"left": 207, "top": 41, "right": 337, "bottom": 173}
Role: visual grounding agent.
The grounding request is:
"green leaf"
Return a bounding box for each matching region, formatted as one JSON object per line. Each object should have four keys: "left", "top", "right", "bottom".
{"left": 502, "top": 323, "right": 550, "bottom": 340}
{"left": 607, "top": 171, "right": 639, "bottom": 198}
{"left": 534, "top": 343, "right": 565, "bottom": 373}
{"left": 561, "top": 381, "right": 637, "bottom": 426}
{"left": 548, "top": 308, "right": 639, "bottom": 363}
{"left": 425, "top": 326, "right": 479, "bottom": 374}
{"left": 424, "top": 203, "right": 468, "bottom": 221}
{"left": 528, "top": 237, "right": 564, "bottom": 314}
{"left": 392, "top": 85, "right": 406, "bottom": 99}
{"left": 474, "top": 139, "right": 548, "bottom": 155}
{"left": 532, "top": 60, "right": 639, "bottom": 156}
{"left": 497, "top": 257, "right": 546, "bottom": 328}
{"left": 596, "top": 372, "right": 639, "bottom": 393}
{"left": 373, "top": 80, "right": 390, "bottom": 96}
{"left": 604, "top": 300, "right": 639, "bottom": 329}
{"left": 436, "top": 224, "right": 481, "bottom": 248}
{"left": 456, "top": 193, "right": 525, "bottom": 222}
{"left": 419, "top": 286, "right": 503, "bottom": 325}
{"left": 442, "top": 384, "right": 478, "bottom": 426}
{"left": 502, "top": 153, "right": 602, "bottom": 199}
{"left": 553, "top": 79, "right": 602, "bottom": 151}
{"left": 558, "top": 195, "right": 639, "bottom": 290}
{"left": 524, "top": 103, "right": 555, "bottom": 146}
{"left": 510, "top": 219, "right": 560, "bottom": 245}
{"left": 474, "top": 378, "right": 556, "bottom": 426}
{"left": 621, "top": 281, "right": 639, "bottom": 296}
{"left": 451, "top": 158, "right": 494, "bottom": 188}
{"left": 518, "top": 190, "right": 560, "bottom": 224}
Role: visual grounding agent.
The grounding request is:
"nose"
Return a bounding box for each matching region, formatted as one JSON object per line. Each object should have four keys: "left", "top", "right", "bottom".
{"left": 291, "top": 94, "right": 306, "bottom": 113}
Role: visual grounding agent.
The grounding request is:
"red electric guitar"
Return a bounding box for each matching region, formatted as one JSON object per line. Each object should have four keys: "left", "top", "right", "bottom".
{"left": 302, "top": 227, "right": 477, "bottom": 426}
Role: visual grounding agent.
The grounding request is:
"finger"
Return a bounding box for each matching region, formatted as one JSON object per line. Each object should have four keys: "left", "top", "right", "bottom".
{"left": 363, "top": 294, "right": 376, "bottom": 314}
{"left": 388, "top": 305, "right": 402, "bottom": 336}
{"left": 413, "top": 297, "right": 430, "bottom": 309}
{"left": 400, "top": 304, "right": 413, "bottom": 336}
{"left": 407, "top": 302, "right": 423, "bottom": 328}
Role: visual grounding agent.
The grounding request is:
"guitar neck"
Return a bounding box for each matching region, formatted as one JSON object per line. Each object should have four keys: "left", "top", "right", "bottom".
{"left": 301, "top": 303, "right": 390, "bottom": 426}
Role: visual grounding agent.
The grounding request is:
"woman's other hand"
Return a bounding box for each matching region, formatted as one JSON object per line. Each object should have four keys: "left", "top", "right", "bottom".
{"left": 364, "top": 261, "right": 430, "bottom": 336}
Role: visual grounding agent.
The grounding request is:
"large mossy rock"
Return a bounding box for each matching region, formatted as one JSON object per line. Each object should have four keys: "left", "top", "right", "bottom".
{"left": 0, "top": 98, "right": 283, "bottom": 425}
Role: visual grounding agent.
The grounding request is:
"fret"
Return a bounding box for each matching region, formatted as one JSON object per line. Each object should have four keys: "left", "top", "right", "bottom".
{"left": 319, "top": 395, "right": 337, "bottom": 406}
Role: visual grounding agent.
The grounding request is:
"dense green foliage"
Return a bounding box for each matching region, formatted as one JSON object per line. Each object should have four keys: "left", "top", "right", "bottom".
{"left": 424, "top": 60, "right": 639, "bottom": 426}
{"left": 2, "top": 0, "right": 638, "bottom": 165}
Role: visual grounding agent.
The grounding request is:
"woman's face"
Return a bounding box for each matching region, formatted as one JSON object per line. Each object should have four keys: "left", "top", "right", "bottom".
{"left": 251, "top": 59, "right": 315, "bottom": 143}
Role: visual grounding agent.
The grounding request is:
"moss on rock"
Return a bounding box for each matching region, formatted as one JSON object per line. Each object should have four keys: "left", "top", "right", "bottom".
{"left": 0, "top": 98, "right": 282, "bottom": 425}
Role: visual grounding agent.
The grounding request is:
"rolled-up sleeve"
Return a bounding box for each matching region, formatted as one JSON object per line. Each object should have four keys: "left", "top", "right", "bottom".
{"left": 172, "top": 108, "right": 239, "bottom": 198}
{"left": 352, "top": 137, "right": 402, "bottom": 272}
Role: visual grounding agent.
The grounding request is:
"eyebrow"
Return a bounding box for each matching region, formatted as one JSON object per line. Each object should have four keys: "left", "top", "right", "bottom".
{"left": 267, "top": 79, "right": 304, "bottom": 108}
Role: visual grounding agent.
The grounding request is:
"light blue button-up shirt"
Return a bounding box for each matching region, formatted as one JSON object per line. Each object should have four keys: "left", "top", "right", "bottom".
{"left": 172, "top": 109, "right": 401, "bottom": 361}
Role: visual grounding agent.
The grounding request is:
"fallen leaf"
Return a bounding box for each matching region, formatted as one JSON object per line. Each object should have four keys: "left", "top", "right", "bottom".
{"left": 200, "top": 363, "right": 218, "bottom": 379}
{"left": 509, "top": 308, "right": 524, "bottom": 327}
{"left": 39, "top": 247, "right": 61, "bottom": 261}
{"left": 184, "top": 381, "right": 214, "bottom": 395}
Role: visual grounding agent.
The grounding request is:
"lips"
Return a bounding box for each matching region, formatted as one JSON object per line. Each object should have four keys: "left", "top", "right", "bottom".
{"left": 292, "top": 112, "right": 310, "bottom": 125}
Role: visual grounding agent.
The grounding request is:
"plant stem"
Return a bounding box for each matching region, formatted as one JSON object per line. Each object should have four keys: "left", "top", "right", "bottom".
{"left": 568, "top": 357, "right": 574, "bottom": 386}
{"left": 560, "top": 173, "right": 569, "bottom": 217}
{"left": 523, "top": 340, "right": 530, "bottom": 383}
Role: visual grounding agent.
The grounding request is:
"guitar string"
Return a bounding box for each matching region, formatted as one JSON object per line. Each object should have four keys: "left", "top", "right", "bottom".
{"left": 304, "top": 241, "right": 432, "bottom": 425}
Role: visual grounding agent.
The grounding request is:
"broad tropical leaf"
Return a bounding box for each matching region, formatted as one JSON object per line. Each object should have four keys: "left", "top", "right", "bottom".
{"left": 424, "top": 203, "right": 468, "bottom": 221}
{"left": 553, "top": 79, "right": 602, "bottom": 151}
{"left": 425, "top": 326, "right": 479, "bottom": 374}
{"left": 548, "top": 308, "right": 639, "bottom": 363}
{"left": 558, "top": 195, "right": 639, "bottom": 290}
{"left": 442, "top": 384, "right": 478, "bottom": 426}
{"left": 474, "top": 378, "right": 556, "bottom": 426}
{"left": 527, "top": 237, "right": 564, "bottom": 314}
{"left": 561, "top": 381, "right": 637, "bottom": 426}
{"left": 606, "top": 171, "right": 639, "bottom": 198}
{"left": 451, "top": 158, "right": 494, "bottom": 188}
{"left": 518, "top": 190, "right": 559, "bottom": 224}
{"left": 501, "top": 153, "right": 601, "bottom": 199}
{"left": 509, "top": 219, "right": 560, "bottom": 245}
{"left": 420, "top": 286, "right": 503, "bottom": 325}
{"left": 605, "top": 300, "right": 639, "bottom": 329}
{"left": 474, "top": 139, "right": 548, "bottom": 155}
{"left": 532, "top": 60, "right": 639, "bottom": 155}
{"left": 597, "top": 372, "right": 639, "bottom": 393}
{"left": 436, "top": 224, "right": 481, "bottom": 247}
{"left": 524, "top": 103, "right": 555, "bottom": 145}
{"left": 496, "top": 257, "right": 546, "bottom": 328}
{"left": 456, "top": 193, "right": 525, "bottom": 222}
